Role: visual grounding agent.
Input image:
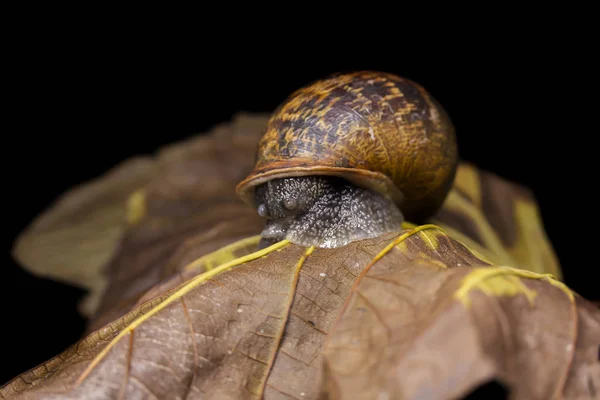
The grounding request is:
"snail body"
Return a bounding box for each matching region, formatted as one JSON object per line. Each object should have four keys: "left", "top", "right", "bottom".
{"left": 237, "top": 71, "right": 458, "bottom": 249}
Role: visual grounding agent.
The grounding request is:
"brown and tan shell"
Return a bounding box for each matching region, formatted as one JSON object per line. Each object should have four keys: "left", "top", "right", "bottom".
{"left": 236, "top": 71, "right": 459, "bottom": 222}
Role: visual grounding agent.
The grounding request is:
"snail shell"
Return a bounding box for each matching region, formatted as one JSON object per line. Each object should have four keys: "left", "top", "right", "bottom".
{"left": 237, "top": 71, "right": 458, "bottom": 247}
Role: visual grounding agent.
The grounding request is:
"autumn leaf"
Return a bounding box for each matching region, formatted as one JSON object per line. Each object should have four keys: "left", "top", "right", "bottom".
{"left": 12, "top": 114, "right": 561, "bottom": 325}
{"left": 433, "top": 162, "right": 561, "bottom": 279}
{"left": 11, "top": 156, "right": 157, "bottom": 316}
{"left": 11, "top": 113, "right": 267, "bottom": 318}
{"left": 5, "top": 113, "right": 597, "bottom": 399}
{"left": 3, "top": 225, "right": 598, "bottom": 399}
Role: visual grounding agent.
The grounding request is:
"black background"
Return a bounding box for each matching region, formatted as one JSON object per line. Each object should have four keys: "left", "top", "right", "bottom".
{"left": 3, "top": 25, "right": 596, "bottom": 388}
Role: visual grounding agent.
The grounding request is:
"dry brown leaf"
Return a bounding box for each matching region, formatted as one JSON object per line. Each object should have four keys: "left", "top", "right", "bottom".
{"left": 321, "top": 241, "right": 594, "bottom": 399}
{"left": 7, "top": 113, "right": 591, "bottom": 400}
{"left": 11, "top": 157, "right": 157, "bottom": 315}
{"left": 11, "top": 113, "right": 268, "bottom": 316}
{"left": 2, "top": 226, "right": 598, "bottom": 400}
{"left": 11, "top": 113, "right": 560, "bottom": 321}
{"left": 85, "top": 158, "right": 562, "bottom": 335}
{"left": 433, "top": 163, "right": 561, "bottom": 279}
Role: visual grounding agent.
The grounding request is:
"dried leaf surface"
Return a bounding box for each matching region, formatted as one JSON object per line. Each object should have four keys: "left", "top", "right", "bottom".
{"left": 433, "top": 163, "right": 561, "bottom": 278}
{"left": 12, "top": 113, "right": 267, "bottom": 316}
{"left": 11, "top": 157, "right": 157, "bottom": 315}
{"left": 321, "top": 245, "right": 591, "bottom": 399}
{"left": 6, "top": 113, "right": 588, "bottom": 400}
{"left": 3, "top": 226, "right": 598, "bottom": 399}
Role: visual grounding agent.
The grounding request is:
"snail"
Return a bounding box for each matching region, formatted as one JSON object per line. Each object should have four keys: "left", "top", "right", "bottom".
{"left": 236, "top": 71, "right": 458, "bottom": 249}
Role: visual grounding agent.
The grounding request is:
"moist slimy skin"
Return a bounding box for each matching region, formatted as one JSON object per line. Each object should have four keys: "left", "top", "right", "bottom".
{"left": 255, "top": 176, "right": 404, "bottom": 249}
